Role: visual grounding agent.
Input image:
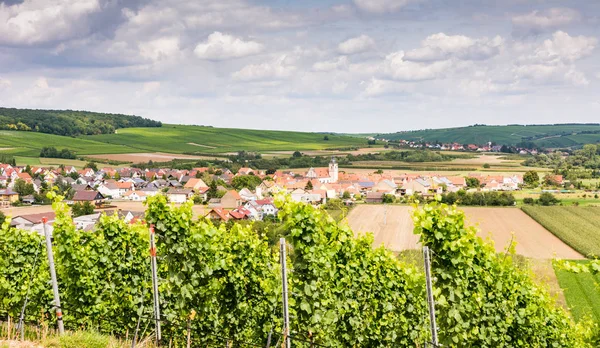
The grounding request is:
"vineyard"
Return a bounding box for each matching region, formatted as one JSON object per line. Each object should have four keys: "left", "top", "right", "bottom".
{"left": 521, "top": 206, "right": 600, "bottom": 257}
{"left": 1, "top": 195, "right": 598, "bottom": 346}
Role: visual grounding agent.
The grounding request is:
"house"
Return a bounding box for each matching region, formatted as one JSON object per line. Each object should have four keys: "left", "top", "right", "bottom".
{"left": 229, "top": 207, "right": 252, "bottom": 220}
{"left": 122, "top": 191, "right": 147, "bottom": 202}
{"left": 10, "top": 212, "right": 56, "bottom": 236}
{"left": 238, "top": 188, "right": 257, "bottom": 201}
{"left": 221, "top": 190, "right": 243, "bottom": 208}
{"left": 73, "top": 212, "right": 102, "bottom": 231}
{"left": 237, "top": 167, "right": 255, "bottom": 175}
{"left": 140, "top": 186, "right": 160, "bottom": 197}
{"left": 117, "top": 181, "right": 134, "bottom": 196}
{"left": 305, "top": 157, "right": 339, "bottom": 184}
{"left": 0, "top": 189, "right": 19, "bottom": 207}
{"left": 72, "top": 190, "right": 105, "bottom": 205}
{"left": 205, "top": 208, "right": 230, "bottom": 221}
{"left": 184, "top": 178, "right": 208, "bottom": 191}
{"left": 365, "top": 192, "right": 384, "bottom": 203}
{"left": 400, "top": 179, "right": 430, "bottom": 196}
{"left": 98, "top": 182, "right": 120, "bottom": 198}
{"left": 373, "top": 180, "right": 397, "bottom": 194}
{"left": 167, "top": 188, "right": 193, "bottom": 203}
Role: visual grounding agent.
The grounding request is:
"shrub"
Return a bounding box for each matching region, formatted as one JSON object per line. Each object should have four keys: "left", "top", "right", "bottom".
{"left": 538, "top": 192, "right": 560, "bottom": 206}
{"left": 523, "top": 197, "right": 535, "bottom": 205}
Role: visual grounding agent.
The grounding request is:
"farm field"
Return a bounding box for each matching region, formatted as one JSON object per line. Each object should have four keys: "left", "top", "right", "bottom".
{"left": 0, "top": 130, "right": 137, "bottom": 157}
{"left": 83, "top": 125, "right": 367, "bottom": 154}
{"left": 521, "top": 206, "right": 600, "bottom": 257}
{"left": 86, "top": 152, "right": 225, "bottom": 163}
{"left": 554, "top": 260, "right": 600, "bottom": 322}
{"left": 346, "top": 205, "right": 583, "bottom": 259}
{"left": 14, "top": 156, "right": 89, "bottom": 167}
{"left": 516, "top": 191, "right": 600, "bottom": 207}
{"left": 377, "top": 124, "right": 600, "bottom": 148}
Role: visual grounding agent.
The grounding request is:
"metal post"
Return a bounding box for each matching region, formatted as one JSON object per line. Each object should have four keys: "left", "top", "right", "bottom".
{"left": 150, "top": 225, "right": 161, "bottom": 343}
{"left": 17, "top": 241, "right": 42, "bottom": 341}
{"left": 279, "top": 238, "right": 291, "bottom": 348}
{"left": 43, "top": 217, "right": 64, "bottom": 334}
{"left": 423, "top": 246, "right": 438, "bottom": 346}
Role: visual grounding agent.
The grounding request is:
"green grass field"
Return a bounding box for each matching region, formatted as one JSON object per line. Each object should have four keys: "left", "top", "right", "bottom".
{"left": 521, "top": 206, "right": 600, "bottom": 257}
{"left": 377, "top": 124, "right": 600, "bottom": 148}
{"left": 0, "top": 125, "right": 368, "bottom": 163}
{"left": 84, "top": 125, "right": 368, "bottom": 154}
{"left": 554, "top": 260, "right": 600, "bottom": 322}
{"left": 0, "top": 130, "right": 136, "bottom": 156}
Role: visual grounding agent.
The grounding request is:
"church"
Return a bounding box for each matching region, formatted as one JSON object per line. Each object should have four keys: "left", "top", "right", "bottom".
{"left": 305, "top": 157, "right": 339, "bottom": 184}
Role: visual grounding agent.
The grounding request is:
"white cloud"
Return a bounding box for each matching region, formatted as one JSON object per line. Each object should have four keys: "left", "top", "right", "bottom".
{"left": 194, "top": 32, "right": 264, "bottom": 60}
{"left": 232, "top": 55, "right": 295, "bottom": 81}
{"left": 332, "top": 81, "right": 348, "bottom": 94}
{"left": 338, "top": 35, "right": 376, "bottom": 55}
{"left": 512, "top": 8, "right": 581, "bottom": 36}
{"left": 362, "top": 78, "right": 413, "bottom": 97}
{"left": 312, "top": 56, "right": 349, "bottom": 72}
{"left": 354, "top": 0, "right": 419, "bottom": 14}
{"left": 404, "top": 33, "right": 504, "bottom": 62}
{"left": 534, "top": 31, "right": 597, "bottom": 63}
{"left": 139, "top": 37, "right": 181, "bottom": 61}
{"left": 0, "top": 0, "right": 100, "bottom": 45}
{"left": 380, "top": 51, "right": 453, "bottom": 81}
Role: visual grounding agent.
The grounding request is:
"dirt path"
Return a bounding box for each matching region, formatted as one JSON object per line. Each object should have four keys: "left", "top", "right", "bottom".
{"left": 346, "top": 205, "right": 584, "bottom": 259}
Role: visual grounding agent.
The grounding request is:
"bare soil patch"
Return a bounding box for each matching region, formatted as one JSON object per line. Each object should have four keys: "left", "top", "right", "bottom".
{"left": 87, "top": 152, "right": 221, "bottom": 163}
{"left": 346, "top": 205, "right": 583, "bottom": 259}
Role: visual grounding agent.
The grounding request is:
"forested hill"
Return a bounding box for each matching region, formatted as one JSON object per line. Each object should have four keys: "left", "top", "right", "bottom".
{"left": 0, "top": 107, "right": 162, "bottom": 136}
{"left": 376, "top": 124, "right": 600, "bottom": 148}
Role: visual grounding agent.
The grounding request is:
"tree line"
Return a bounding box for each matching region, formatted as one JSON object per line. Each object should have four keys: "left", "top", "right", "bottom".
{"left": 0, "top": 107, "right": 162, "bottom": 136}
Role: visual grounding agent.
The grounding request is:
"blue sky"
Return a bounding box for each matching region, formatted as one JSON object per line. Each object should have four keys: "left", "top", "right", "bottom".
{"left": 0, "top": 0, "right": 599, "bottom": 132}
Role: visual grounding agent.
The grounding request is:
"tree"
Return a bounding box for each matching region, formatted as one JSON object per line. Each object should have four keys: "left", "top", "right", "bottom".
{"left": 293, "top": 151, "right": 302, "bottom": 158}
{"left": 523, "top": 170, "right": 540, "bottom": 187}
{"left": 207, "top": 180, "right": 218, "bottom": 199}
{"left": 323, "top": 135, "right": 329, "bottom": 141}
{"left": 382, "top": 194, "right": 395, "bottom": 203}
{"left": 466, "top": 177, "right": 480, "bottom": 188}
{"left": 85, "top": 161, "right": 98, "bottom": 171}
{"left": 13, "top": 179, "right": 34, "bottom": 197}
{"left": 71, "top": 201, "right": 95, "bottom": 217}
{"left": 0, "top": 211, "right": 5, "bottom": 225}
{"left": 483, "top": 163, "right": 491, "bottom": 169}
{"left": 231, "top": 175, "right": 262, "bottom": 190}
{"left": 305, "top": 180, "right": 313, "bottom": 190}
{"left": 342, "top": 191, "right": 351, "bottom": 199}
{"left": 537, "top": 192, "right": 560, "bottom": 206}
{"left": 114, "top": 172, "right": 121, "bottom": 180}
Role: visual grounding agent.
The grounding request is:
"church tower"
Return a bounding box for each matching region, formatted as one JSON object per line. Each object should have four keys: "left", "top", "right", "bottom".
{"left": 329, "top": 157, "right": 338, "bottom": 183}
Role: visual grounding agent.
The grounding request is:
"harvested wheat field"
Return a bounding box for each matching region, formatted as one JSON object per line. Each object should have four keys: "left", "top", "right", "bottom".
{"left": 346, "top": 205, "right": 584, "bottom": 259}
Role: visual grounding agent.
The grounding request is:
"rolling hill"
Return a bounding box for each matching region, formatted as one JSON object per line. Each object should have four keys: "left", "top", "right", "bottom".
{"left": 82, "top": 125, "right": 367, "bottom": 154}
{"left": 377, "top": 124, "right": 600, "bottom": 148}
{"left": 0, "top": 125, "right": 368, "bottom": 159}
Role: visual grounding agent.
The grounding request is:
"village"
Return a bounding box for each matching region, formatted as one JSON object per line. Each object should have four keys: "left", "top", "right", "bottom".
{"left": 0, "top": 157, "right": 544, "bottom": 236}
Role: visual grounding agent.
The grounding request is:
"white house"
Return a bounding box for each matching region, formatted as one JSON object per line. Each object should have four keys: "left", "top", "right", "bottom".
{"left": 167, "top": 188, "right": 193, "bottom": 203}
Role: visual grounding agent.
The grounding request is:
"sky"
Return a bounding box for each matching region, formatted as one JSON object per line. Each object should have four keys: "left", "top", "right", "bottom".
{"left": 0, "top": 0, "right": 599, "bottom": 133}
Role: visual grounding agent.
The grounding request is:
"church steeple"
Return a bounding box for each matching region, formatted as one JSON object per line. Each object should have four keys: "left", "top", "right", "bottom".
{"left": 329, "top": 156, "right": 338, "bottom": 183}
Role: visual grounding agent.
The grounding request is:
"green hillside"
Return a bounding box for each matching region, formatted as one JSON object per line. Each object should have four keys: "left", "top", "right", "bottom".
{"left": 0, "top": 130, "right": 138, "bottom": 157}
{"left": 0, "top": 125, "right": 368, "bottom": 158}
{"left": 378, "top": 124, "right": 600, "bottom": 148}
{"left": 83, "top": 125, "right": 367, "bottom": 154}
